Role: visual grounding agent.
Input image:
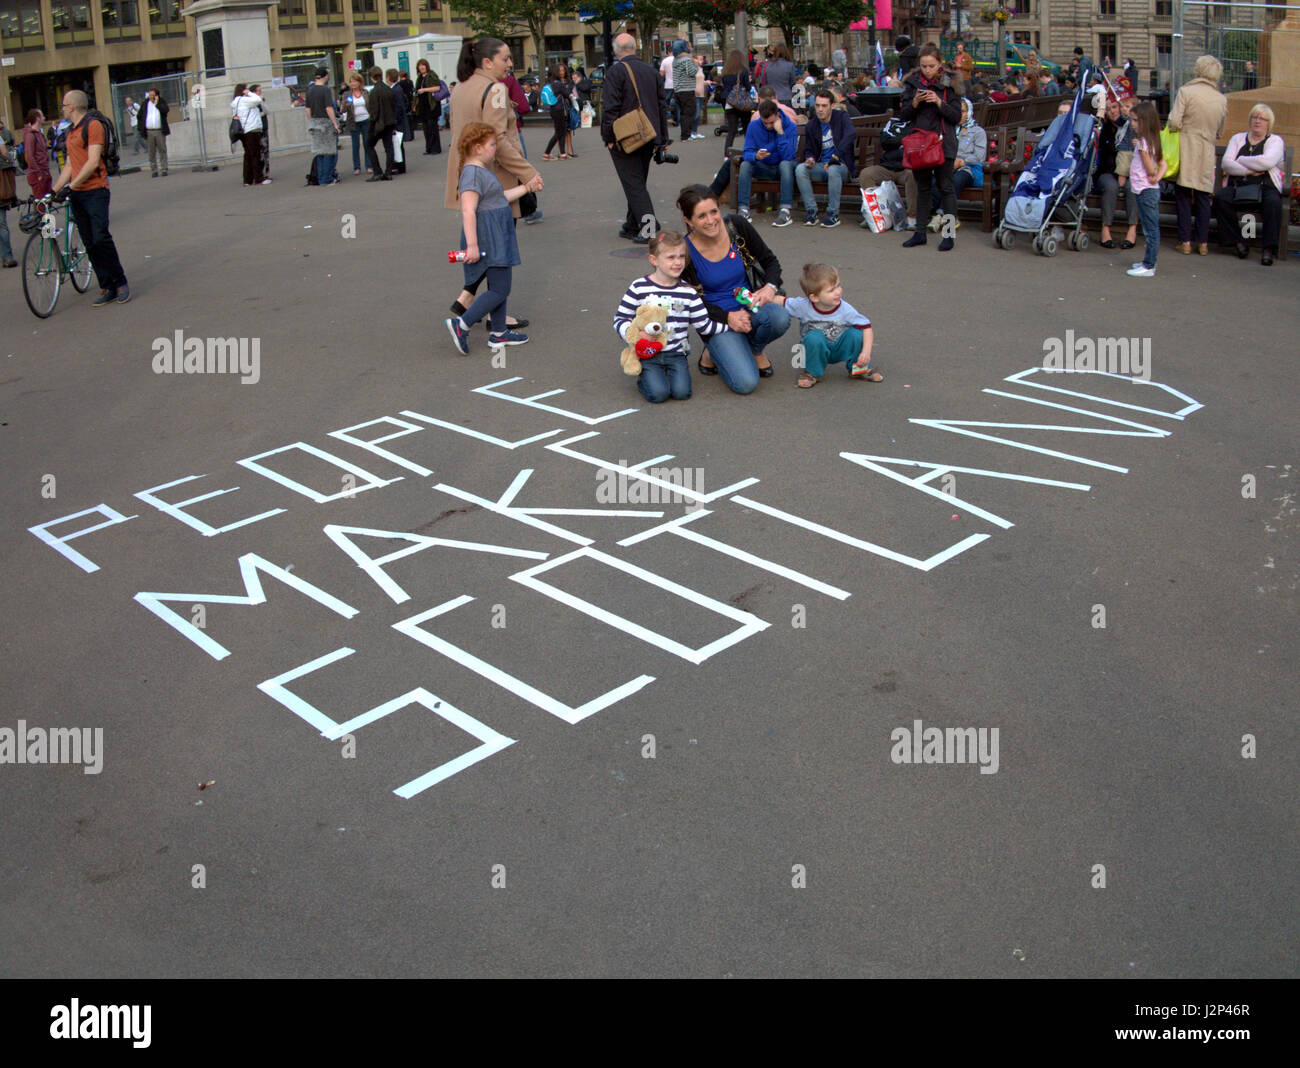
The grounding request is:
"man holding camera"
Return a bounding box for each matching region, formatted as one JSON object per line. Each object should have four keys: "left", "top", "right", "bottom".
{"left": 602, "top": 33, "right": 669, "bottom": 244}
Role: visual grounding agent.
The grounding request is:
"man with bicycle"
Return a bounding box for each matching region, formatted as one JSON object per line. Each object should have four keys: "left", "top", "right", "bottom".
{"left": 51, "top": 90, "right": 129, "bottom": 306}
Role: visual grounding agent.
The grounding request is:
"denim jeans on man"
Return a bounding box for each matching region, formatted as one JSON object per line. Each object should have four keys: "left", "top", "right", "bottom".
{"left": 0, "top": 206, "right": 12, "bottom": 262}
{"left": 316, "top": 151, "right": 338, "bottom": 184}
{"left": 737, "top": 159, "right": 795, "bottom": 211}
{"left": 68, "top": 188, "right": 127, "bottom": 292}
{"left": 795, "top": 161, "right": 849, "bottom": 214}
{"left": 638, "top": 352, "right": 692, "bottom": 403}
{"left": 1135, "top": 186, "right": 1161, "bottom": 268}
{"left": 703, "top": 302, "right": 792, "bottom": 394}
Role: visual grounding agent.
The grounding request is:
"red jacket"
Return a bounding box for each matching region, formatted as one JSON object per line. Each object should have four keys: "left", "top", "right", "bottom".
{"left": 505, "top": 74, "right": 529, "bottom": 133}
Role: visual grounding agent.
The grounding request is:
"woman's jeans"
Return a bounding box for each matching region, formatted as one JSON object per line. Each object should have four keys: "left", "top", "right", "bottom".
{"left": 1175, "top": 183, "right": 1212, "bottom": 244}
{"left": 723, "top": 107, "right": 748, "bottom": 153}
{"left": 796, "top": 161, "right": 850, "bottom": 214}
{"left": 638, "top": 352, "right": 692, "bottom": 403}
{"left": 704, "top": 303, "right": 792, "bottom": 394}
{"left": 913, "top": 159, "right": 956, "bottom": 228}
{"left": 545, "top": 111, "right": 568, "bottom": 155}
{"left": 1096, "top": 171, "right": 1133, "bottom": 228}
{"left": 350, "top": 119, "right": 370, "bottom": 170}
{"left": 1136, "top": 186, "right": 1161, "bottom": 267}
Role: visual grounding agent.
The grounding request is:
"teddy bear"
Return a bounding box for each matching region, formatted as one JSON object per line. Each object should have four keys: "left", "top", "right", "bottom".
{"left": 620, "top": 302, "right": 669, "bottom": 376}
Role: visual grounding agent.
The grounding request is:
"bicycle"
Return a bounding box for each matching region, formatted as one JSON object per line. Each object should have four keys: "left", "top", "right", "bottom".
{"left": 18, "top": 194, "right": 92, "bottom": 319}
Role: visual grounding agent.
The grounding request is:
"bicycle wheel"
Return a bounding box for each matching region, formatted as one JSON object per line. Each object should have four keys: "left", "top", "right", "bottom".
{"left": 22, "top": 234, "right": 61, "bottom": 319}
{"left": 66, "top": 222, "right": 92, "bottom": 293}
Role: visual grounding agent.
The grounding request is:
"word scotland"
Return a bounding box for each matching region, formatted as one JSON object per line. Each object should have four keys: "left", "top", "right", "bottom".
{"left": 27, "top": 370, "right": 1202, "bottom": 797}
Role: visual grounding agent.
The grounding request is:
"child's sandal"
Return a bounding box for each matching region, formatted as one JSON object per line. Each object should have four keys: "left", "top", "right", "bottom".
{"left": 850, "top": 362, "right": 883, "bottom": 382}
{"left": 796, "top": 372, "right": 819, "bottom": 388}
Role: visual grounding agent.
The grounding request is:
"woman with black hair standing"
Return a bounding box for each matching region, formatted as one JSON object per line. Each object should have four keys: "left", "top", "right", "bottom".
{"left": 541, "top": 66, "right": 572, "bottom": 160}
{"left": 898, "top": 43, "right": 962, "bottom": 250}
{"left": 413, "top": 59, "right": 443, "bottom": 155}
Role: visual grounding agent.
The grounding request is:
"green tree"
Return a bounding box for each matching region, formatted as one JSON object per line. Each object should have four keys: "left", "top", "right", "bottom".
{"left": 760, "top": 0, "right": 866, "bottom": 59}
{"left": 460, "top": 0, "right": 566, "bottom": 74}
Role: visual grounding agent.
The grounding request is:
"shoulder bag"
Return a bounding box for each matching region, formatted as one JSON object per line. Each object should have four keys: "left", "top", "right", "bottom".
{"left": 612, "top": 63, "right": 657, "bottom": 153}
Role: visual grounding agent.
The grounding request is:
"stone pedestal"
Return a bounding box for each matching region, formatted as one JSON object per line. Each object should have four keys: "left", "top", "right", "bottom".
{"left": 1225, "top": 14, "right": 1300, "bottom": 154}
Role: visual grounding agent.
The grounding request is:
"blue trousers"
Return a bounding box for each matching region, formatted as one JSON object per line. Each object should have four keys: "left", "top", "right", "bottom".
{"left": 703, "top": 302, "right": 792, "bottom": 394}
{"left": 795, "top": 161, "right": 850, "bottom": 213}
{"left": 0, "top": 207, "right": 11, "bottom": 262}
{"left": 803, "top": 327, "right": 864, "bottom": 377}
{"left": 463, "top": 265, "right": 512, "bottom": 332}
{"left": 738, "top": 158, "right": 795, "bottom": 210}
{"left": 1135, "top": 187, "right": 1160, "bottom": 268}
{"left": 638, "top": 352, "right": 692, "bottom": 403}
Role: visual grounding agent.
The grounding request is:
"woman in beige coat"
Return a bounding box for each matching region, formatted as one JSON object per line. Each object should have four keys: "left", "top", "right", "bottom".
{"left": 444, "top": 37, "right": 541, "bottom": 329}
{"left": 1167, "top": 54, "right": 1228, "bottom": 254}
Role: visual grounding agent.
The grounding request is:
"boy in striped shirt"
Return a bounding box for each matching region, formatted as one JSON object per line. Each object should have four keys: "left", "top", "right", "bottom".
{"left": 614, "top": 231, "right": 723, "bottom": 403}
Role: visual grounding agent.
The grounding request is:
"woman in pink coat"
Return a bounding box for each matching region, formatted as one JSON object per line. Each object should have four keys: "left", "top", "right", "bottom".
{"left": 22, "top": 109, "right": 53, "bottom": 199}
{"left": 1213, "top": 103, "right": 1287, "bottom": 266}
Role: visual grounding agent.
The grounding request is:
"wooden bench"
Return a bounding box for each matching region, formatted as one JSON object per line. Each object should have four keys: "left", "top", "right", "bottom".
{"left": 1078, "top": 143, "right": 1294, "bottom": 257}
{"left": 726, "top": 112, "right": 891, "bottom": 214}
{"left": 973, "top": 96, "right": 1066, "bottom": 133}
{"left": 1003, "top": 127, "right": 1294, "bottom": 256}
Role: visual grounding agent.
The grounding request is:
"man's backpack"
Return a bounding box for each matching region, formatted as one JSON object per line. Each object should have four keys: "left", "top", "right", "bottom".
{"left": 80, "top": 110, "right": 122, "bottom": 176}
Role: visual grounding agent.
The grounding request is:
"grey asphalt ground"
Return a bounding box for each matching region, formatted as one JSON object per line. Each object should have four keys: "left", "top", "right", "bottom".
{"left": 1, "top": 125, "right": 1296, "bottom": 979}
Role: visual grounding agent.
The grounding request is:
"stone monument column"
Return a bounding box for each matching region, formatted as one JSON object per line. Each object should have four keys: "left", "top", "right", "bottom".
{"left": 1225, "top": 14, "right": 1300, "bottom": 151}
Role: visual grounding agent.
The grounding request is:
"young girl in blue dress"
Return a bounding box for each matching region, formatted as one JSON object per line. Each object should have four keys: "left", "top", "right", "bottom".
{"left": 445, "top": 121, "right": 543, "bottom": 354}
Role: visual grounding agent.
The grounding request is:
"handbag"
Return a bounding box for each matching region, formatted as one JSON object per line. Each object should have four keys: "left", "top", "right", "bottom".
{"left": 902, "top": 128, "right": 944, "bottom": 169}
{"left": 569, "top": 105, "right": 581, "bottom": 131}
{"left": 726, "top": 82, "right": 754, "bottom": 111}
{"left": 1159, "top": 126, "right": 1179, "bottom": 181}
{"left": 611, "top": 64, "right": 657, "bottom": 154}
{"left": 1230, "top": 178, "right": 1263, "bottom": 205}
{"left": 519, "top": 190, "right": 538, "bottom": 217}
{"left": 229, "top": 115, "right": 244, "bottom": 143}
{"left": 725, "top": 219, "right": 772, "bottom": 294}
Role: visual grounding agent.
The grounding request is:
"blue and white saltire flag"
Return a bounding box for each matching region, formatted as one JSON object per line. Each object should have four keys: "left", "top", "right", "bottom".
{"left": 1004, "top": 82, "right": 1091, "bottom": 228}
{"left": 875, "top": 40, "right": 886, "bottom": 83}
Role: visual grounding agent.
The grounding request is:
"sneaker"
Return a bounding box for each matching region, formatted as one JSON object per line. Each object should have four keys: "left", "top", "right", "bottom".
{"left": 772, "top": 208, "right": 793, "bottom": 227}
{"left": 260, "top": 178, "right": 272, "bottom": 185}
{"left": 691, "top": 133, "right": 706, "bottom": 140}
{"left": 1126, "top": 264, "right": 1156, "bottom": 277}
{"left": 905, "top": 219, "right": 917, "bottom": 231}
{"left": 115, "top": 283, "right": 131, "bottom": 304}
{"left": 738, "top": 207, "right": 752, "bottom": 221}
{"left": 92, "top": 288, "right": 117, "bottom": 307}
{"left": 821, "top": 213, "right": 840, "bottom": 228}
{"left": 927, "top": 216, "right": 941, "bottom": 233}
{"left": 524, "top": 211, "right": 544, "bottom": 224}
{"left": 446, "top": 317, "right": 471, "bottom": 355}
{"left": 803, "top": 210, "right": 819, "bottom": 226}
{"left": 489, "top": 329, "right": 530, "bottom": 347}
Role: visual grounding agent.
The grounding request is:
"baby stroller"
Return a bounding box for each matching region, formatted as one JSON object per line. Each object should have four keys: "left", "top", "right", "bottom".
{"left": 994, "top": 86, "right": 1101, "bottom": 256}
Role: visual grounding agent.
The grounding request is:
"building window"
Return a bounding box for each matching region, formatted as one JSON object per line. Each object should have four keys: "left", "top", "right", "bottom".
{"left": 1212, "top": 4, "right": 1230, "bottom": 19}
{"left": 51, "top": 2, "right": 94, "bottom": 46}
{"left": 1155, "top": 34, "right": 1172, "bottom": 67}
{"left": 101, "top": 0, "right": 142, "bottom": 39}
{"left": 148, "top": 0, "right": 187, "bottom": 37}
{"left": 277, "top": 0, "right": 308, "bottom": 27}
{"left": 1098, "top": 33, "right": 1117, "bottom": 64}
{"left": 352, "top": 0, "right": 379, "bottom": 23}
{"left": 386, "top": 0, "right": 410, "bottom": 18}
{"left": 315, "top": 0, "right": 343, "bottom": 25}
{"left": 1154, "top": 0, "right": 1172, "bottom": 15}
{"left": 1098, "top": 0, "right": 1115, "bottom": 15}
{"left": 2, "top": 0, "right": 45, "bottom": 50}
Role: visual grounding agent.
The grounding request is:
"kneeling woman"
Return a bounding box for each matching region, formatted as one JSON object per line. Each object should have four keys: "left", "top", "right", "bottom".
{"left": 676, "top": 185, "right": 791, "bottom": 394}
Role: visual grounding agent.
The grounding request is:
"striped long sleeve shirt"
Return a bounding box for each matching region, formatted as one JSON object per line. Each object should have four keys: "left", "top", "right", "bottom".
{"left": 613, "top": 276, "right": 723, "bottom": 358}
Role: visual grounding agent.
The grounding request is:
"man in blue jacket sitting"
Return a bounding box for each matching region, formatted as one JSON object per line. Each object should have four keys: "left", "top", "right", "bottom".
{"left": 736, "top": 99, "right": 798, "bottom": 227}
{"left": 795, "top": 89, "right": 856, "bottom": 227}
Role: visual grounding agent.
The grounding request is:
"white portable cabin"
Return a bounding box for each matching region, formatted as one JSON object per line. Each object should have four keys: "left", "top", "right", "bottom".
{"left": 370, "top": 32, "right": 462, "bottom": 83}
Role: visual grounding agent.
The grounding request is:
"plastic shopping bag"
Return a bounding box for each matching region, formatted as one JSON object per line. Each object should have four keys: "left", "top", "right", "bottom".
{"left": 1159, "top": 126, "right": 1179, "bottom": 181}
{"left": 581, "top": 103, "right": 594, "bottom": 128}
{"left": 876, "top": 180, "right": 906, "bottom": 230}
{"left": 861, "top": 186, "right": 891, "bottom": 233}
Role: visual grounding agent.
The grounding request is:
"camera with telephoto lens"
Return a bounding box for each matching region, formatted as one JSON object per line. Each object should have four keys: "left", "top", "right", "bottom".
{"left": 653, "top": 145, "right": 679, "bottom": 165}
